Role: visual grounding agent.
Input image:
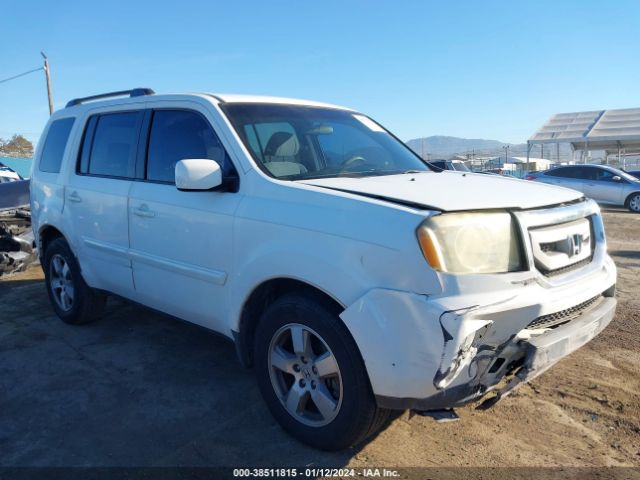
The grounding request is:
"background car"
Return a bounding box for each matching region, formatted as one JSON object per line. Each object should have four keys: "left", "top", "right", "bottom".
{"left": 624, "top": 169, "right": 640, "bottom": 179}
{"left": 526, "top": 164, "right": 640, "bottom": 212}
{"left": 428, "top": 159, "right": 470, "bottom": 172}
{"left": 478, "top": 168, "right": 506, "bottom": 176}
{"left": 0, "top": 162, "right": 23, "bottom": 183}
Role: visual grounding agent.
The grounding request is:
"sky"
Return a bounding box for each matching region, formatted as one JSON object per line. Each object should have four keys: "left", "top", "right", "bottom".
{"left": 1, "top": 0, "right": 639, "bottom": 145}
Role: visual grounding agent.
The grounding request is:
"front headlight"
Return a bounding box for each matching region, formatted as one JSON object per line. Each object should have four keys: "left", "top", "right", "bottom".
{"left": 417, "top": 212, "right": 523, "bottom": 274}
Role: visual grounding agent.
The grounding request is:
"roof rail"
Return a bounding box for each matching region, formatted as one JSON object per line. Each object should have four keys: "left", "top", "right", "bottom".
{"left": 65, "top": 88, "right": 155, "bottom": 108}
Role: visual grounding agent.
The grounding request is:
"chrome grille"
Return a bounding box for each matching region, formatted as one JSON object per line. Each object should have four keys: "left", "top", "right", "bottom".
{"left": 513, "top": 199, "right": 605, "bottom": 286}
{"left": 544, "top": 257, "right": 592, "bottom": 277}
{"left": 527, "top": 295, "right": 603, "bottom": 330}
{"left": 540, "top": 243, "right": 555, "bottom": 252}
{"left": 528, "top": 217, "right": 593, "bottom": 276}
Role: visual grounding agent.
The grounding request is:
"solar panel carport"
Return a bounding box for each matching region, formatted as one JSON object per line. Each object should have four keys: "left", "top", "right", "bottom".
{"left": 527, "top": 107, "right": 640, "bottom": 167}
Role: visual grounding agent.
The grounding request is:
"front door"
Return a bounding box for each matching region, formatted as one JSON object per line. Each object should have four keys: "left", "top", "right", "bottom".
{"left": 582, "top": 168, "right": 625, "bottom": 205}
{"left": 127, "top": 108, "right": 241, "bottom": 330}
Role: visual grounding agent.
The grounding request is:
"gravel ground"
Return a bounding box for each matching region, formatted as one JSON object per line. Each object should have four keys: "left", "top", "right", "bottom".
{"left": 0, "top": 208, "right": 638, "bottom": 473}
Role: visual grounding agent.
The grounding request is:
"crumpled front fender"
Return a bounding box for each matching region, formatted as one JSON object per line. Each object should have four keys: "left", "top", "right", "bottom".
{"left": 339, "top": 289, "right": 491, "bottom": 401}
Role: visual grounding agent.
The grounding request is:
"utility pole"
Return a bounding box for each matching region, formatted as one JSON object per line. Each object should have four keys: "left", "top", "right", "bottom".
{"left": 503, "top": 145, "right": 509, "bottom": 164}
{"left": 41, "top": 51, "right": 54, "bottom": 115}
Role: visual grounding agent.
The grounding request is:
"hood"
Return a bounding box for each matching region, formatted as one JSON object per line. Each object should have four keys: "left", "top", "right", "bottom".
{"left": 299, "top": 171, "right": 583, "bottom": 211}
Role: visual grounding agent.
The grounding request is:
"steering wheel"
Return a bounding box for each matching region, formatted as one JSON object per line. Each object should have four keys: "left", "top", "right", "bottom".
{"left": 341, "top": 156, "right": 367, "bottom": 170}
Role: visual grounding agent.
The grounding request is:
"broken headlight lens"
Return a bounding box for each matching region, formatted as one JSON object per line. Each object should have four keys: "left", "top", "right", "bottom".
{"left": 417, "top": 212, "right": 523, "bottom": 274}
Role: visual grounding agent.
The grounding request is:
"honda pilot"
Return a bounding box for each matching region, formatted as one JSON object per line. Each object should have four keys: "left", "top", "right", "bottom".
{"left": 31, "top": 89, "right": 617, "bottom": 450}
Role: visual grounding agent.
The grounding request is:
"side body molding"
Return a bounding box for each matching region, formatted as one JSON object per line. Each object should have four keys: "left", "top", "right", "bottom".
{"left": 82, "top": 237, "right": 228, "bottom": 285}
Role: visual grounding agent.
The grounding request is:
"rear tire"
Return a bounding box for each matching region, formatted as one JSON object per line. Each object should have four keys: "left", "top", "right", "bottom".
{"left": 43, "top": 237, "right": 106, "bottom": 325}
{"left": 627, "top": 193, "right": 640, "bottom": 213}
{"left": 254, "top": 292, "right": 389, "bottom": 451}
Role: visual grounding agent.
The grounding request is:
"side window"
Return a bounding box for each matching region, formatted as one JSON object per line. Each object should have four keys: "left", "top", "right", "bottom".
{"left": 547, "top": 166, "right": 585, "bottom": 179}
{"left": 87, "top": 112, "right": 140, "bottom": 178}
{"left": 593, "top": 169, "right": 621, "bottom": 182}
{"left": 546, "top": 167, "right": 570, "bottom": 177}
{"left": 146, "top": 110, "right": 235, "bottom": 183}
{"left": 39, "top": 118, "right": 75, "bottom": 173}
{"left": 572, "top": 167, "right": 593, "bottom": 179}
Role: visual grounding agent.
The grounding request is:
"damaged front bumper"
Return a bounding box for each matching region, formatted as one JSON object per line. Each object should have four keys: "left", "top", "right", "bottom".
{"left": 340, "top": 256, "right": 617, "bottom": 411}
{"left": 476, "top": 295, "right": 616, "bottom": 409}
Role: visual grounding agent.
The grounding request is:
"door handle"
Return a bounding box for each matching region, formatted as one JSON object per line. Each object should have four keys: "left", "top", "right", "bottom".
{"left": 67, "top": 191, "right": 82, "bottom": 203}
{"left": 133, "top": 204, "right": 156, "bottom": 218}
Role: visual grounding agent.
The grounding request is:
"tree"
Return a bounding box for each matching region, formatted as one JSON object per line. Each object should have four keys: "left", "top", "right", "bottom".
{"left": 0, "top": 134, "right": 33, "bottom": 157}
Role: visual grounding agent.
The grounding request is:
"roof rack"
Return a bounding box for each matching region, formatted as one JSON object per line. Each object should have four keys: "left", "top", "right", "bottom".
{"left": 65, "top": 88, "right": 155, "bottom": 108}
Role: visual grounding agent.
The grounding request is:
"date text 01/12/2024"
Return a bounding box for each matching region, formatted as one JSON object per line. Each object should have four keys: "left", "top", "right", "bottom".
{"left": 232, "top": 468, "right": 400, "bottom": 477}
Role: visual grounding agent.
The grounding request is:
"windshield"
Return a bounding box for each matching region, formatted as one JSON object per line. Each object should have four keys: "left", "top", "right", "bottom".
{"left": 221, "top": 103, "right": 431, "bottom": 180}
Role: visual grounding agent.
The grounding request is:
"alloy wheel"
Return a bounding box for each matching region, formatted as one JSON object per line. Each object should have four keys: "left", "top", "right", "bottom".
{"left": 49, "top": 254, "right": 74, "bottom": 311}
{"left": 268, "top": 323, "right": 343, "bottom": 427}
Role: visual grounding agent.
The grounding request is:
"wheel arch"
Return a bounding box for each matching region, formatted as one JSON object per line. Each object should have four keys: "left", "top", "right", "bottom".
{"left": 38, "top": 224, "right": 67, "bottom": 257}
{"left": 234, "top": 277, "right": 346, "bottom": 368}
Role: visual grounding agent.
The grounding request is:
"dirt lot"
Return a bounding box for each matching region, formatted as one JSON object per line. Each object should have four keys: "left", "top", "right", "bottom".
{"left": 0, "top": 208, "right": 638, "bottom": 471}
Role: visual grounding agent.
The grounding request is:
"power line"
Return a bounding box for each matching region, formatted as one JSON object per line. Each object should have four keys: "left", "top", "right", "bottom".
{"left": 0, "top": 66, "right": 43, "bottom": 85}
{"left": 1, "top": 53, "right": 54, "bottom": 116}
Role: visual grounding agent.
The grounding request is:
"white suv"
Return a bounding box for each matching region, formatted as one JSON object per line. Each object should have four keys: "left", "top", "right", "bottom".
{"left": 31, "top": 89, "right": 617, "bottom": 450}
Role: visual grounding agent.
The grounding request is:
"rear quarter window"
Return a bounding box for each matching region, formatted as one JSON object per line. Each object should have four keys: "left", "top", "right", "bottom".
{"left": 39, "top": 118, "right": 75, "bottom": 173}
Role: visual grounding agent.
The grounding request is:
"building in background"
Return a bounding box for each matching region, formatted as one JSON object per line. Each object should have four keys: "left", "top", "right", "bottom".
{"left": 487, "top": 156, "right": 553, "bottom": 175}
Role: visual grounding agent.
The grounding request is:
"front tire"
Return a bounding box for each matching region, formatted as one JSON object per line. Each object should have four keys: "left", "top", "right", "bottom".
{"left": 43, "top": 237, "right": 106, "bottom": 325}
{"left": 254, "top": 292, "right": 389, "bottom": 451}
{"left": 627, "top": 193, "right": 640, "bottom": 213}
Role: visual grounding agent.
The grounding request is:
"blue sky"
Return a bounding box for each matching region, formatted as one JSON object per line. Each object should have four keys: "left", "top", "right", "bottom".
{"left": 1, "top": 0, "right": 638, "bottom": 145}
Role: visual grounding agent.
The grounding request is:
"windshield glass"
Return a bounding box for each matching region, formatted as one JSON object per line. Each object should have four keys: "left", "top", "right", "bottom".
{"left": 221, "top": 103, "right": 431, "bottom": 180}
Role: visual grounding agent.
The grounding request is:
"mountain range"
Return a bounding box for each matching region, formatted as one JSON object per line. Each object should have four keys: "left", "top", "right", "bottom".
{"left": 405, "top": 135, "right": 572, "bottom": 160}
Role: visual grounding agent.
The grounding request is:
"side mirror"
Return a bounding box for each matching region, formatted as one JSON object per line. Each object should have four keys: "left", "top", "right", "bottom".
{"left": 612, "top": 175, "right": 622, "bottom": 182}
{"left": 175, "top": 159, "right": 222, "bottom": 191}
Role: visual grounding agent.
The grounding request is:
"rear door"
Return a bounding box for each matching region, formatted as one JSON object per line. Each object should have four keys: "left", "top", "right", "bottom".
{"left": 127, "top": 106, "right": 242, "bottom": 330}
{"left": 64, "top": 109, "right": 144, "bottom": 296}
{"left": 582, "top": 167, "right": 625, "bottom": 205}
